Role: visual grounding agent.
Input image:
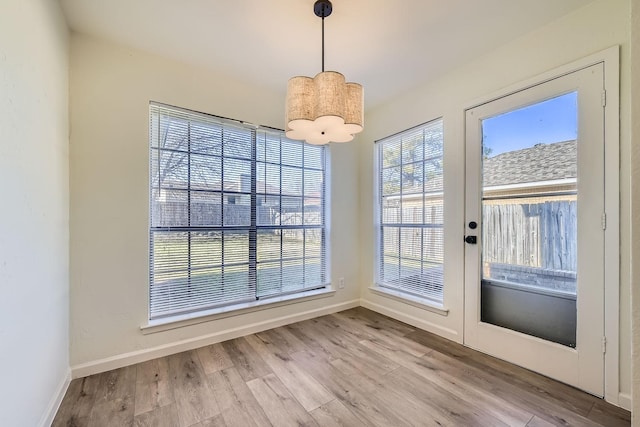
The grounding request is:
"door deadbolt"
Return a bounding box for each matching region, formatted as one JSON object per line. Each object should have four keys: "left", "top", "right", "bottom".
{"left": 468, "top": 221, "right": 477, "bottom": 229}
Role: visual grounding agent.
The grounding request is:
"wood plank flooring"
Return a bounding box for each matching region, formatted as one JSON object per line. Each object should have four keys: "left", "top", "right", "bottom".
{"left": 53, "top": 308, "right": 631, "bottom": 427}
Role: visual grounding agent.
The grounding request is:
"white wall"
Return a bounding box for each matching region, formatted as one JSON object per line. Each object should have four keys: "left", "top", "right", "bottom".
{"left": 0, "top": 1, "right": 70, "bottom": 426}
{"left": 630, "top": 0, "right": 639, "bottom": 423}
{"left": 68, "top": 34, "right": 361, "bottom": 371}
{"left": 358, "top": 0, "right": 632, "bottom": 406}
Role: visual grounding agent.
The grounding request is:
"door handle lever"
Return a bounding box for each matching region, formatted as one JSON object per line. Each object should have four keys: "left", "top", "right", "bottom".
{"left": 465, "top": 235, "right": 477, "bottom": 244}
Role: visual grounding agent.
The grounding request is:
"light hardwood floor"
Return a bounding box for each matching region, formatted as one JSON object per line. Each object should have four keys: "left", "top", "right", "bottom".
{"left": 53, "top": 307, "right": 631, "bottom": 426}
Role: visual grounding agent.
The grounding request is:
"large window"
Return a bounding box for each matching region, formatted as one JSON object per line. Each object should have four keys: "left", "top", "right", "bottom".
{"left": 375, "top": 118, "right": 444, "bottom": 304}
{"left": 149, "top": 103, "right": 328, "bottom": 320}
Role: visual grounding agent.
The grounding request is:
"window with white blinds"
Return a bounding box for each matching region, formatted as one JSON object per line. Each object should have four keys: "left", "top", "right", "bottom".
{"left": 149, "top": 103, "right": 328, "bottom": 320}
{"left": 375, "top": 118, "right": 444, "bottom": 304}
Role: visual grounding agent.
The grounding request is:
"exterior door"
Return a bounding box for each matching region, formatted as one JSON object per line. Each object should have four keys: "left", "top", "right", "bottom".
{"left": 464, "top": 64, "right": 605, "bottom": 395}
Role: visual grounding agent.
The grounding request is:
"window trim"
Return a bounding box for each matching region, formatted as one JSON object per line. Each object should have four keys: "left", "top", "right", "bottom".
{"left": 141, "top": 287, "right": 336, "bottom": 334}
{"left": 367, "top": 286, "right": 448, "bottom": 316}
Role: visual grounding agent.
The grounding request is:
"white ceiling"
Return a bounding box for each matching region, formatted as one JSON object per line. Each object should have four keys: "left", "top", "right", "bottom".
{"left": 59, "top": 0, "right": 595, "bottom": 111}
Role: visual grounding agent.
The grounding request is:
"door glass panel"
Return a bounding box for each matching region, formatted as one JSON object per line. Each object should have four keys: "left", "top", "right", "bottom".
{"left": 481, "top": 92, "right": 578, "bottom": 347}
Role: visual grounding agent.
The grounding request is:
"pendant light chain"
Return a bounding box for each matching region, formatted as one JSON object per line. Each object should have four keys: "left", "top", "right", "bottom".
{"left": 321, "top": 14, "right": 325, "bottom": 72}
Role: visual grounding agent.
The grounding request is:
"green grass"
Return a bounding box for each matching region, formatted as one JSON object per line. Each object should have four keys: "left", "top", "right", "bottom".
{"left": 150, "top": 231, "right": 324, "bottom": 300}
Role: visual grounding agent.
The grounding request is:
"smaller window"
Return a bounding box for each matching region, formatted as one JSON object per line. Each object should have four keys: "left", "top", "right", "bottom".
{"left": 375, "top": 118, "right": 444, "bottom": 304}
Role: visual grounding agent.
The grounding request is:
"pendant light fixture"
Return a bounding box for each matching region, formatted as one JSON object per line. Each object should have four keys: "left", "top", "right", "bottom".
{"left": 285, "top": 0, "right": 364, "bottom": 145}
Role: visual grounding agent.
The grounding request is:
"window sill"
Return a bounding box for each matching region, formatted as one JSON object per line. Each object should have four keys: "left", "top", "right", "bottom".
{"left": 368, "top": 286, "right": 449, "bottom": 316}
{"left": 141, "top": 287, "right": 335, "bottom": 334}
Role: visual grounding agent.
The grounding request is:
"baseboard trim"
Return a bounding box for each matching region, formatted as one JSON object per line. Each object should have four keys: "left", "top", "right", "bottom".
{"left": 39, "top": 368, "right": 71, "bottom": 427}
{"left": 71, "top": 299, "right": 359, "bottom": 378}
{"left": 617, "top": 392, "right": 631, "bottom": 411}
{"left": 360, "top": 298, "right": 459, "bottom": 342}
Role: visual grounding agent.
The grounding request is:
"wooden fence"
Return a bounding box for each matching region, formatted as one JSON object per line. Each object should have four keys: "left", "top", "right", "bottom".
{"left": 381, "top": 197, "right": 576, "bottom": 273}
{"left": 152, "top": 202, "right": 321, "bottom": 231}
{"left": 482, "top": 199, "right": 577, "bottom": 271}
{"left": 381, "top": 199, "right": 443, "bottom": 263}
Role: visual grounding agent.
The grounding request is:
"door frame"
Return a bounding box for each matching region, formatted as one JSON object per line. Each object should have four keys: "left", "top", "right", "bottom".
{"left": 465, "top": 65, "right": 605, "bottom": 394}
{"left": 462, "top": 46, "right": 619, "bottom": 403}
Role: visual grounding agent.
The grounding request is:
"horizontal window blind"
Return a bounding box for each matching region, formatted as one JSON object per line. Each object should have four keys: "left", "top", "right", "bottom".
{"left": 149, "top": 103, "right": 327, "bottom": 320}
{"left": 375, "top": 118, "right": 444, "bottom": 303}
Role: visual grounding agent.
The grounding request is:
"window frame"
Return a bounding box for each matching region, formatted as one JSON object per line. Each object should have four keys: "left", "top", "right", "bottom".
{"left": 148, "top": 102, "right": 330, "bottom": 322}
{"left": 374, "top": 117, "right": 445, "bottom": 307}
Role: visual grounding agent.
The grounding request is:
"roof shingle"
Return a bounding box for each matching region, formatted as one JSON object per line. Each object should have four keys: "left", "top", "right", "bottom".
{"left": 483, "top": 140, "right": 576, "bottom": 187}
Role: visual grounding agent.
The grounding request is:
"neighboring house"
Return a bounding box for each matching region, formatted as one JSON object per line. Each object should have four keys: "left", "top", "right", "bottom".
{"left": 483, "top": 139, "right": 577, "bottom": 198}
{"left": 154, "top": 172, "right": 322, "bottom": 227}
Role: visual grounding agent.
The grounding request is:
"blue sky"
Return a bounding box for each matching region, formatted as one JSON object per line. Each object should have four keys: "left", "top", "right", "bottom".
{"left": 482, "top": 92, "right": 577, "bottom": 157}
